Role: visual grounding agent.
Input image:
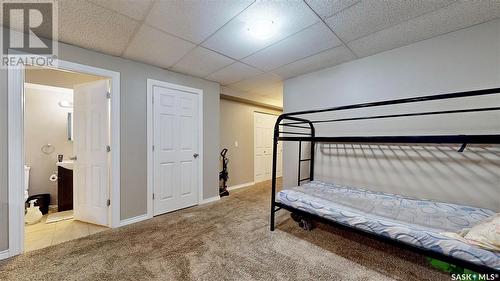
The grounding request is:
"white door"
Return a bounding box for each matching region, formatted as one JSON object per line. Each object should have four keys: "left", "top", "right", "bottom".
{"left": 153, "top": 85, "right": 199, "bottom": 216}
{"left": 73, "top": 80, "right": 110, "bottom": 226}
{"left": 254, "top": 112, "right": 282, "bottom": 182}
{"left": 277, "top": 135, "right": 283, "bottom": 178}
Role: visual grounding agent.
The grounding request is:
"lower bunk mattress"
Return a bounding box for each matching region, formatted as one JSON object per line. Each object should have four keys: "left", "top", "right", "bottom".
{"left": 277, "top": 181, "right": 500, "bottom": 270}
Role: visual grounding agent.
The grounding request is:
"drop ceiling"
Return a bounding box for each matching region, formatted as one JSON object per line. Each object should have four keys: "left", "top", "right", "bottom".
{"left": 27, "top": 0, "right": 500, "bottom": 106}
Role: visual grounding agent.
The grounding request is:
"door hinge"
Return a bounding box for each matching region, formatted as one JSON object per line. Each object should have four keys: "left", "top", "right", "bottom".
{"left": 152, "top": 145, "right": 155, "bottom": 151}
{"left": 106, "top": 145, "right": 111, "bottom": 152}
{"left": 106, "top": 199, "right": 111, "bottom": 207}
{"left": 152, "top": 193, "right": 155, "bottom": 200}
{"left": 106, "top": 92, "right": 111, "bottom": 99}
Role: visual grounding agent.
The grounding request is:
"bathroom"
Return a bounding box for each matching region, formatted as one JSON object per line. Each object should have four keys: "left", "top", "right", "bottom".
{"left": 23, "top": 67, "right": 110, "bottom": 252}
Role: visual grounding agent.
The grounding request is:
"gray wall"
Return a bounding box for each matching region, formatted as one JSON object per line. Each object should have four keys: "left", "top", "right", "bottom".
{"left": 283, "top": 19, "right": 500, "bottom": 211}
{"left": 220, "top": 98, "right": 281, "bottom": 186}
{"left": 0, "top": 38, "right": 220, "bottom": 251}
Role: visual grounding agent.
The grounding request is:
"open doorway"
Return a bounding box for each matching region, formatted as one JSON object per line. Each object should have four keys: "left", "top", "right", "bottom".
{"left": 7, "top": 60, "right": 121, "bottom": 257}
{"left": 23, "top": 67, "right": 110, "bottom": 252}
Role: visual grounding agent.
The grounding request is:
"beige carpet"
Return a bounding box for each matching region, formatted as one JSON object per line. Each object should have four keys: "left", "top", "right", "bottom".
{"left": 0, "top": 181, "right": 448, "bottom": 281}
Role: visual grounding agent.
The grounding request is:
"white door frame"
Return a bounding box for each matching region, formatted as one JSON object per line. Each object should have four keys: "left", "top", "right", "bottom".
{"left": 146, "top": 79, "right": 204, "bottom": 219}
{"left": 7, "top": 59, "right": 121, "bottom": 258}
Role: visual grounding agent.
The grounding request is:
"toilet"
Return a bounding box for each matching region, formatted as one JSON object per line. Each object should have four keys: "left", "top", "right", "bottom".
{"left": 24, "top": 165, "right": 30, "bottom": 200}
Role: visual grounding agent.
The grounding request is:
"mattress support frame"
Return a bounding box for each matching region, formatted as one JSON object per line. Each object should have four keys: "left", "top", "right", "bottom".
{"left": 275, "top": 201, "right": 498, "bottom": 274}
{"left": 270, "top": 87, "right": 500, "bottom": 274}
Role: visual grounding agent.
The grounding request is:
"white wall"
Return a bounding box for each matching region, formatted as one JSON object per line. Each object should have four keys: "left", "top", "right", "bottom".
{"left": 283, "top": 19, "right": 500, "bottom": 211}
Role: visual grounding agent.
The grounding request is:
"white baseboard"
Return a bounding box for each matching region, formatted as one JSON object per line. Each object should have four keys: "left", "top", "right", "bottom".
{"left": 0, "top": 249, "right": 10, "bottom": 260}
{"left": 199, "top": 195, "right": 220, "bottom": 205}
{"left": 228, "top": 181, "right": 255, "bottom": 191}
{"left": 119, "top": 214, "right": 150, "bottom": 227}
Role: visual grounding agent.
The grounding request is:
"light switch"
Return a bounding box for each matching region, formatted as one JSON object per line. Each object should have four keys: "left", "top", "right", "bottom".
{"left": 234, "top": 141, "right": 238, "bottom": 147}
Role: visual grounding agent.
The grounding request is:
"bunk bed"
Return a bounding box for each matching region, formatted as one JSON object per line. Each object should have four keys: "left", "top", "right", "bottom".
{"left": 269, "top": 88, "right": 500, "bottom": 273}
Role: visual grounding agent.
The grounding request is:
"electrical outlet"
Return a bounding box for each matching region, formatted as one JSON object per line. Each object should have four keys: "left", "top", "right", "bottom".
{"left": 234, "top": 141, "right": 238, "bottom": 147}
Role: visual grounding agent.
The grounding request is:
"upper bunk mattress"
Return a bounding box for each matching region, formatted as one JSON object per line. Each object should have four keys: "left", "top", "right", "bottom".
{"left": 277, "top": 181, "right": 499, "bottom": 270}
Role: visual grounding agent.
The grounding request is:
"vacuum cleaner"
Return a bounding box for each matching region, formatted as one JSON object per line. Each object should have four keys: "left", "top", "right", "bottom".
{"left": 219, "top": 148, "right": 229, "bottom": 197}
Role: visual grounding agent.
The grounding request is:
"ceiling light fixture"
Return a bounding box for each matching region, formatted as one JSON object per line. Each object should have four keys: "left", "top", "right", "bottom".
{"left": 58, "top": 101, "right": 73, "bottom": 108}
{"left": 247, "top": 19, "right": 277, "bottom": 40}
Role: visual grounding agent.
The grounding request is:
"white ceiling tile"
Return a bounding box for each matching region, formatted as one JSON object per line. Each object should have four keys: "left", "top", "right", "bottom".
{"left": 171, "top": 47, "right": 235, "bottom": 77}
{"left": 123, "top": 25, "right": 195, "bottom": 69}
{"left": 326, "top": 0, "right": 454, "bottom": 42}
{"left": 221, "top": 86, "right": 251, "bottom": 98}
{"left": 242, "top": 22, "right": 341, "bottom": 71}
{"left": 226, "top": 79, "right": 283, "bottom": 98}
{"left": 305, "top": 0, "right": 360, "bottom": 19}
{"left": 221, "top": 86, "right": 262, "bottom": 101}
{"left": 57, "top": 0, "right": 139, "bottom": 56}
{"left": 87, "top": 0, "right": 153, "bottom": 21}
{"left": 254, "top": 82, "right": 283, "bottom": 98}
{"left": 255, "top": 94, "right": 283, "bottom": 107}
{"left": 146, "top": 0, "right": 254, "bottom": 44}
{"left": 221, "top": 86, "right": 283, "bottom": 107}
{"left": 273, "top": 45, "right": 355, "bottom": 79}
{"left": 202, "top": 0, "right": 319, "bottom": 59}
{"left": 226, "top": 73, "right": 281, "bottom": 92}
{"left": 206, "top": 62, "right": 262, "bottom": 85}
{"left": 348, "top": 1, "right": 500, "bottom": 58}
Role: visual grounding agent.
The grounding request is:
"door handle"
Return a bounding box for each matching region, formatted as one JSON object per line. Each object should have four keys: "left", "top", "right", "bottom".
{"left": 193, "top": 153, "right": 199, "bottom": 158}
{"left": 70, "top": 156, "right": 77, "bottom": 161}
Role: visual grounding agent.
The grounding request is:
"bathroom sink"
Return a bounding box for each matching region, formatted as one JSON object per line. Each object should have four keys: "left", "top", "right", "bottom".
{"left": 56, "top": 160, "right": 74, "bottom": 170}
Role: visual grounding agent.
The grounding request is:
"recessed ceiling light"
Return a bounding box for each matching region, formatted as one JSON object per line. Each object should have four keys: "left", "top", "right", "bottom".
{"left": 247, "top": 19, "right": 277, "bottom": 40}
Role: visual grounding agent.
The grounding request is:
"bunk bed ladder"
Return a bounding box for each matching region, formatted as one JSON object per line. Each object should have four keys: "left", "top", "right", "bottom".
{"left": 298, "top": 140, "right": 312, "bottom": 185}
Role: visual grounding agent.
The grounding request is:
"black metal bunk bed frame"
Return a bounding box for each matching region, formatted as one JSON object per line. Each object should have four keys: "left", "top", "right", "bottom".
{"left": 269, "top": 88, "right": 500, "bottom": 274}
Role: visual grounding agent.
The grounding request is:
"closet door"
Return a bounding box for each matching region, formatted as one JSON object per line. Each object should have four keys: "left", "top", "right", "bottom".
{"left": 254, "top": 112, "right": 279, "bottom": 183}
{"left": 153, "top": 85, "right": 200, "bottom": 216}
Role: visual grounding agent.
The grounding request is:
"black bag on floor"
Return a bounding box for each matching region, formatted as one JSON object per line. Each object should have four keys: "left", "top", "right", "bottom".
{"left": 26, "top": 194, "right": 51, "bottom": 215}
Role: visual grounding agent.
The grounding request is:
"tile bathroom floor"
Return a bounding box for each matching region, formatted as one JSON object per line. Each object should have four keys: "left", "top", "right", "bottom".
{"left": 24, "top": 214, "right": 108, "bottom": 252}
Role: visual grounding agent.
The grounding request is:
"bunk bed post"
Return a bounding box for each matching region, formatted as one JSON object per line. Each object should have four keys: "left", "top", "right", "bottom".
{"left": 297, "top": 141, "right": 302, "bottom": 186}
{"left": 309, "top": 125, "right": 315, "bottom": 181}
{"left": 270, "top": 115, "right": 283, "bottom": 231}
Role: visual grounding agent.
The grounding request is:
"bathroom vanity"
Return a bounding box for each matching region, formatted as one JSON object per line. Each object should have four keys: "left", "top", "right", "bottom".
{"left": 57, "top": 161, "right": 74, "bottom": 212}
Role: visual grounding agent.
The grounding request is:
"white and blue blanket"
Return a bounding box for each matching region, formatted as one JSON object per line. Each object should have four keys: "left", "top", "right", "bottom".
{"left": 277, "top": 181, "right": 500, "bottom": 270}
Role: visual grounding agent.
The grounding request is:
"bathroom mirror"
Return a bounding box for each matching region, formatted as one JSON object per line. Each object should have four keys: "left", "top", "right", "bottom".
{"left": 67, "top": 112, "right": 73, "bottom": 141}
